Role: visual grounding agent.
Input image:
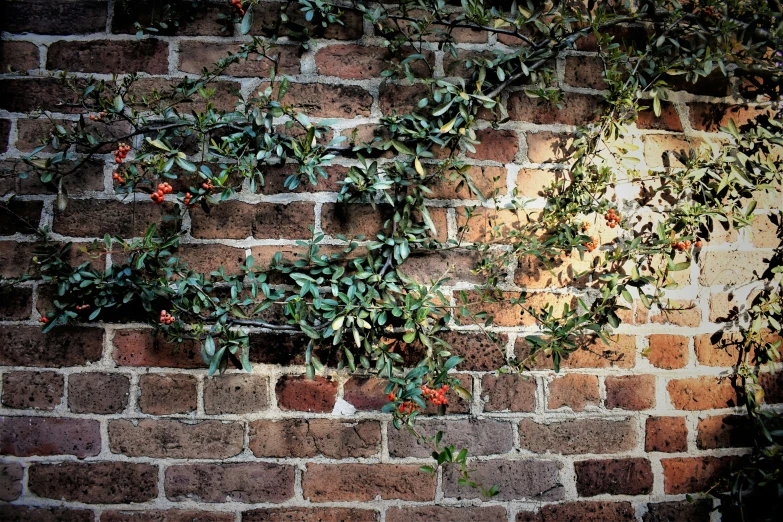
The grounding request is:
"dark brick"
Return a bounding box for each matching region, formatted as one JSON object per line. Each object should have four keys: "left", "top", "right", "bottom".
{"left": 605, "top": 374, "right": 656, "bottom": 410}
{"left": 388, "top": 418, "right": 513, "bottom": 458}
{"left": 29, "top": 462, "right": 158, "bottom": 503}
{"left": 531, "top": 502, "right": 637, "bottom": 522}
{"left": 575, "top": 458, "right": 653, "bottom": 496}
{"left": 113, "top": 0, "right": 232, "bottom": 36}
{"left": 250, "top": 2, "right": 364, "bottom": 40}
{"left": 444, "top": 460, "right": 564, "bottom": 501}
{"left": 165, "top": 463, "right": 295, "bottom": 503}
{"left": 47, "top": 40, "right": 169, "bottom": 74}
{"left": 0, "top": 41, "right": 38, "bottom": 72}
{"left": 68, "top": 373, "right": 130, "bottom": 414}
{"left": 2, "top": 0, "right": 108, "bottom": 34}
{"left": 0, "top": 461, "right": 23, "bottom": 501}
{"left": 108, "top": 419, "right": 244, "bottom": 459}
{"left": 519, "top": 418, "right": 636, "bottom": 454}
{"left": 0, "top": 416, "right": 100, "bottom": 457}
{"left": 0, "top": 505, "right": 93, "bottom": 522}
{"left": 0, "top": 199, "right": 42, "bottom": 235}
{"left": 0, "top": 120, "right": 9, "bottom": 153}
{"left": 387, "top": 506, "right": 506, "bottom": 522}
{"left": 643, "top": 500, "right": 713, "bottom": 522}
{"left": 0, "top": 285, "right": 32, "bottom": 320}
{"left": 102, "top": 512, "right": 233, "bottom": 522}
{"left": 244, "top": 508, "right": 378, "bottom": 522}
{"left": 0, "top": 78, "right": 80, "bottom": 113}
{"left": 2, "top": 371, "right": 63, "bottom": 410}
{"left": 249, "top": 419, "right": 380, "bottom": 458}
{"left": 113, "top": 329, "right": 204, "bottom": 368}
{"left": 0, "top": 326, "right": 103, "bottom": 367}
{"left": 481, "top": 374, "right": 536, "bottom": 412}
{"left": 54, "top": 199, "right": 177, "bottom": 238}
{"left": 138, "top": 373, "right": 197, "bottom": 415}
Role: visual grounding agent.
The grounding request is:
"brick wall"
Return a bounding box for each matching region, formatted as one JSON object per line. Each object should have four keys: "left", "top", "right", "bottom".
{"left": 0, "top": 1, "right": 778, "bottom": 520}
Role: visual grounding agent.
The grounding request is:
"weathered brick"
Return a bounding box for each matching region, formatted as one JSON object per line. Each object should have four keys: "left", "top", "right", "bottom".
{"left": 113, "top": 329, "right": 204, "bottom": 368}
{"left": 636, "top": 100, "right": 683, "bottom": 131}
{"left": 688, "top": 103, "right": 773, "bottom": 132}
{"left": 481, "top": 374, "right": 536, "bottom": 412}
{"left": 516, "top": 168, "right": 563, "bottom": 198}
{"left": 0, "top": 242, "right": 36, "bottom": 278}
{"left": 47, "top": 40, "right": 169, "bottom": 74}
{"left": 108, "top": 419, "right": 243, "bottom": 459}
{"left": 302, "top": 464, "right": 436, "bottom": 502}
{"left": 138, "top": 373, "right": 197, "bottom": 415}
{"left": 0, "top": 325, "right": 103, "bottom": 367}
{"left": 750, "top": 212, "right": 780, "bottom": 248}
{"left": 428, "top": 165, "right": 506, "bottom": 200}
{"left": 0, "top": 461, "right": 23, "bottom": 501}
{"left": 0, "top": 120, "right": 9, "bottom": 154}
{"left": 643, "top": 135, "right": 706, "bottom": 168}
{"left": 697, "top": 414, "right": 754, "bottom": 449}
{"left": 273, "top": 82, "right": 372, "bottom": 118}
{"left": 759, "top": 371, "right": 783, "bottom": 404}
{"left": 249, "top": 419, "right": 380, "bottom": 458}
{"left": 315, "top": 45, "right": 430, "bottom": 80}
{"left": 68, "top": 373, "right": 130, "bottom": 414}
{"left": 389, "top": 419, "right": 512, "bottom": 458}
{"left": 647, "top": 334, "right": 689, "bottom": 369}
{"left": 0, "top": 285, "right": 32, "bottom": 320}
{"left": 575, "top": 458, "right": 653, "bottom": 496}
{"left": 379, "top": 83, "right": 431, "bottom": 116}
{"left": 667, "top": 376, "right": 739, "bottom": 410}
{"left": 54, "top": 199, "right": 176, "bottom": 238}
{"left": 101, "top": 511, "right": 234, "bottom": 522}
{"left": 467, "top": 128, "right": 519, "bottom": 162}
{"left": 645, "top": 416, "right": 688, "bottom": 453}
{"left": 563, "top": 55, "right": 605, "bottom": 89}
{"left": 244, "top": 508, "right": 378, "bottom": 522}
{"left": 526, "top": 502, "right": 636, "bottom": 522}
{"left": 129, "top": 78, "right": 241, "bottom": 113}
{"left": 0, "top": 41, "right": 39, "bottom": 72}
{"left": 251, "top": 2, "right": 364, "bottom": 40}
{"left": 605, "top": 375, "right": 656, "bottom": 410}
{"left": 0, "top": 505, "right": 93, "bottom": 522}
{"left": 387, "top": 506, "right": 505, "bottom": 522}
{"left": 515, "top": 335, "right": 636, "bottom": 370}
{"left": 321, "top": 203, "right": 447, "bottom": 242}
{"left": 0, "top": 78, "right": 82, "bottom": 113}
{"left": 29, "top": 462, "right": 158, "bottom": 503}
{"left": 204, "top": 374, "right": 269, "bottom": 414}
{"left": 113, "top": 0, "right": 232, "bottom": 36}
{"left": 650, "top": 301, "right": 701, "bottom": 328}
{"left": 518, "top": 418, "right": 636, "bottom": 454}
{"left": 547, "top": 373, "right": 599, "bottom": 411}
{"left": 0, "top": 416, "right": 100, "bottom": 457}
{"left": 508, "top": 93, "right": 603, "bottom": 125}
{"left": 2, "top": 0, "right": 108, "bottom": 35}
{"left": 662, "top": 456, "right": 734, "bottom": 494}
{"left": 173, "top": 244, "right": 246, "bottom": 276}
{"left": 190, "top": 201, "right": 314, "bottom": 240}
{"left": 180, "top": 42, "right": 299, "bottom": 76}
{"left": 0, "top": 199, "right": 42, "bottom": 235}
{"left": 397, "top": 249, "right": 482, "bottom": 284}
{"left": 444, "top": 459, "right": 563, "bottom": 501}
{"left": 275, "top": 375, "right": 337, "bottom": 412}
{"left": 526, "top": 132, "right": 577, "bottom": 163}
{"left": 461, "top": 290, "right": 575, "bottom": 328}
{"left": 165, "top": 463, "right": 295, "bottom": 503}
{"left": 248, "top": 331, "right": 310, "bottom": 365}
{"left": 643, "top": 500, "right": 713, "bottom": 522}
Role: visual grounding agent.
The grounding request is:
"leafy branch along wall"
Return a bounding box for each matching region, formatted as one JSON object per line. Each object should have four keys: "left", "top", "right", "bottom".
{"left": 0, "top": 1, "right": 782, "bottom": 521}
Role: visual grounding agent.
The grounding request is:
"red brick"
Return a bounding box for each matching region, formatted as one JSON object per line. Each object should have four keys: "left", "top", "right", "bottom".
{"left": 662, "top": 456, "right": 734, "bottom": 494}
{"left": 3, "top": 1, "right": 108, "bottom": 35}
{"left": 0, "top": 325, "right": 103, "bottom": 367}
{"left": 0, "top": 462, "right": 23, "bottom": 501}
{"left": 482, "top": 374, "right": 536, "bottom": 412}
{"left": 68, "top": 373, "right": 129, "bottom": 414}
{"left": 645, "top": 416, "right": 688, "bottom": 453}
{"left": 112, "top": 329, "right": 204, "bottom": 368}
{"left": 647, "top": 334, "right": 689, "bottom": 369}
{"left": 343, "top": 376, "right": 388, "bottom": 411}
{"left": 379, "top": 83, "right": 431, "bottom": 116}
{"left": 204, "top": 374, "right": 269, "bottom": 414}
{"left": 688, "top": 103, "right": 772, "bottom": 132}
{"left": 643, "top": 500, "right": 713, "bottom": 522}
{"left": 0, "top": 41, "right": 39, "bottom": 72}
{"left": 667, "top": 376, "right": 739, "bottom": 410}
{"left": 108, "top": 419, "right": 243, "bottom": 458}
{"left": 102, "top": 511, "right": 234, "bottom": 522}
{"left": 526, "top": 132, "right": 577, "bottom": 163}
{"left": 0, "top": 505, "right": 93, "bottom": 522}
{"left": 302, "top": 464, "right": 436, "bottom": 502}
{"left": 564, "top": 55, "right": 605, "bottom": 89}
{"left": 697, "top": 414, "right": 754, "bottom": 449}
{"left": 605, "top": 375, "right": 656, "bottom": 410}
{"left": 139, "top": 373, "right": 197, "bottom": 415}
{"left": 112, "top": 0, "right": 231, "bottom": 34}
{"left": 427, "top": 165, "right": 507, "bottom": 200}
{"left": 547, "top": 373, "right": 599, "bottom": 411}
{"left": 389, "top": 419, "right": 513, "bottom": 458}
{"left": 0, "top": 78, "right": 82, "bottom": 113}
{"left": 273, "top": 82, "right": 372, "bottom": 118}
{"left": 529, "top": 502, "right": 637, "bottom": 522}
{"left": 760, "top": 371, "right": 783, "bottom": 404}
{"left": 275, "top": 375, "right": 337, "bottom": 412}
{"left": 244, "top": 508, "right": 378, "bottom": 522}
{"left": 315, "top": 45, "right": 430, "bottom": 80}
{"left": 397, "top": 249, "right": 483, "bottom": 284}
{"left": 129, "top": 78, "right": 240, "bottom": 113}
{"left": 516, "top": 335, "right": 637, "bottom": 369}
{"left": 1, "top": 158, "right": 105, "bottom": 195}
{"left": 694, "top": 331, "right": 746, "bottom": 366}
{"left": 190, "top": 201, "right": 314, "bottom": 240}
{"left": 636, "top": 101, "right": 683, "bottom": 131}
{"left": 575, "top": 458, "right": 653, "bottom": 496}
{"left": 467, "top": 128, "right": 519, "bottom": 162}
{"left": 0, "top": 416, "right": 100, "bottom": 457}
{"left": 47, "top": 40, "right": 169, "bottom": 74}
{"left": 249, "top": 419, "right": 380, "bottom": 458}
{"left": 165, "top": 463, "right": 294, "bottom": 503}
{"left": 445, "top": 459, "right": 563, "bottom": 501}
{"left": 180, "top": 42, "right": 299, "bottom": 76}
{"left": 650, "top": 300, "right": 701, "bottom": 327}
{"left": 509, "top": 93, "right": 603, "bottom": 125}
{"left": 387, "top": 506, "right": 505, "bottom": 522}
{"left": 518, "top": 418, "right": 636, "bottom": 454}
{"left": 29, "top": 462, "right": 158, "bottom": 503}
{"left": 321, "top": 203, "right": 447, "bottom": 242}
{"left": 251, "top": 2, "right": 364, "bottom": 40}
{"left": 0, "top": 199, "right": 42, "bottom": 235}
{"left": 54, "top": 199, "right": 177, "bottom": 238}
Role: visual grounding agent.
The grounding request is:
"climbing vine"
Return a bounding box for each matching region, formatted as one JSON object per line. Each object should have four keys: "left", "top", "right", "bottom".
{"left": 2, "top": 0, "right": 782, "bottom": 511}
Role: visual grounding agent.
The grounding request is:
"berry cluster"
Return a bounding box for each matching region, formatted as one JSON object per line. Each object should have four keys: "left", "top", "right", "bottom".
{"left": 39, "top": 317, "right": 49, "bottom": 324}
{"left": 114, "top": 143, "right": 131, "bottom": 164}
{"left": 421, "top": 384, "right": 449, "bottom": 406}
{"left": 89, "top": 111, "right": 107, "bottom": 121}
{"left": 700, "top": 5, "right": 720, "bottom": 20}
{"left": 112, "top": 172, "right": 125, "bottom": 185}
{"left": 202, "top": 180, "right": 214, "bottom": 191}
{"left": 230, "top": 0, "right": 245, "bottom": 15}
{"left": 583, "top": 237, "right": 598, "bottom": 252}
{"left": 150, "top": 182, "right": 173, "bottom": 204}
{"left": 183, "top": 192, "right": 193, "bottom": 206}
{"left": 604, "top": 208, "right": 621, "bottom": 228}
{"left": 75, "top": 304, "right": 90, "bottom": 311}
{"left": 159, "top": 310, "right": 176, "bottom": 325}
{"left": 673, "top": 239, "right": 702, "bottom": 251}
{"left": 398, "top": 401, "right": 416, "bottom": 415}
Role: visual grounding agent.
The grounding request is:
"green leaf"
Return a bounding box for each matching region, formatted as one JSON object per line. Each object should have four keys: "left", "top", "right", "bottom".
{"left": 240, "top": 7, "right": 254, "bottom": 34}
